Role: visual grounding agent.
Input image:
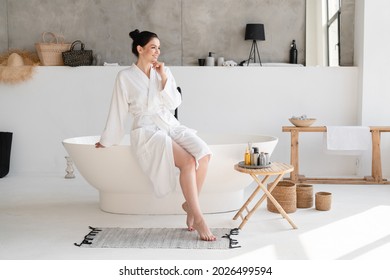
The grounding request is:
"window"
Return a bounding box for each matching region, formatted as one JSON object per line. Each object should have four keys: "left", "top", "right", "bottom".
{"left": 327, "top": 0, "right": 341, "bottom": 66}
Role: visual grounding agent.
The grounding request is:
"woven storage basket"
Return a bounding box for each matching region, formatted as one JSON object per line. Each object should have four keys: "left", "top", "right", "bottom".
{"left": 35, "top": 32, "right": 71, "bottom": 66}
{"left": 296, "top": 184, "right": 313, "bottom": 208}
{"left": 267, "top": 180, "right": 296, "bottom": 213}
{"left": 315, "top": 192, "right": 332, "bottom": 211}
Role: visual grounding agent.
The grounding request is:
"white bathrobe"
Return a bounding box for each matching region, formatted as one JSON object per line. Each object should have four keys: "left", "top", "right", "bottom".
{"left": 99, "top": 64, "right": 211, "bottom": 197}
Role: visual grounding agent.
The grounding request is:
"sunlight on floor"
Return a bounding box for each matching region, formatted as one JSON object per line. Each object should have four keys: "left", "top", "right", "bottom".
{"left": 299, "top": 205, "right": 390, "bottom": 259}
{"left": 231, "top": 244, "right": 278, "bottom": 259}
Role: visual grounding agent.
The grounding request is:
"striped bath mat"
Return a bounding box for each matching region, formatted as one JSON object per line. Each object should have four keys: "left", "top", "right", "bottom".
{"left": 75, "top": 226, "right": 240, "bottom": 249}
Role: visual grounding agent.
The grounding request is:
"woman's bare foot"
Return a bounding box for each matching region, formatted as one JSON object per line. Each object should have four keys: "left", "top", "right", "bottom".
{"left": 193, "top": 219, "right": 216, "bottom": 241}
{"left": 182, "top": 202, "right": 194, "bottom": 231}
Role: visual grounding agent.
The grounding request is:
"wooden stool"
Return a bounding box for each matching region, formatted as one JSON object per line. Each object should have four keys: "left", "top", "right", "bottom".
{"left": 233, "top": 162, "right": 297, "bottom": 229}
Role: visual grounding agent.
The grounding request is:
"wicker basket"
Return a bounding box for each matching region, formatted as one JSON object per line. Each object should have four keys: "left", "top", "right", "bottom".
{"left": 315, "top": 192, "right": 332, "bottom": 211}
{"left": 296, "top": 184, "right": 313, "bottom": 208}
{"left": 35, "top": 32, "right": 71, "bottom": 66}
{"left": 267, "top": 180, "right": 296, "bottom": 213}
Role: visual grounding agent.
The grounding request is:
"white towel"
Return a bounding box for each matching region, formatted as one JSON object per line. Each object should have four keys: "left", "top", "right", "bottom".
{"left": 103, "top": 62, "right": 120, "bottom": 66}
{"left": 325, "top": 126, "right": 371, "bottom": 154}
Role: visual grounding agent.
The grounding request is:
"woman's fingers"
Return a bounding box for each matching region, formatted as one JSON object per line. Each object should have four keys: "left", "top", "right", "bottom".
{"left": 95, "top": 142, "right": 105, "bottom": 148}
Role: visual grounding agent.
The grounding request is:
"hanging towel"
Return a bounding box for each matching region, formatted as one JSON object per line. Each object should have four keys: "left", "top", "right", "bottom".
{"left": 325, "top": 126, "right": 371, "bottom": 152}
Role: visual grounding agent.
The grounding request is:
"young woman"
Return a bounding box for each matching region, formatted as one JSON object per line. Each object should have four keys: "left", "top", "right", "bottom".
{"left": 95, "top": 29, "right": 216, "bottom": 241}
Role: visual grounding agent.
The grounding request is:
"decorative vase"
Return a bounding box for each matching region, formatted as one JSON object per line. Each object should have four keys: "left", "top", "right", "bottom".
{"left": 65, "top": 156, "right": 75, "bottom": 179}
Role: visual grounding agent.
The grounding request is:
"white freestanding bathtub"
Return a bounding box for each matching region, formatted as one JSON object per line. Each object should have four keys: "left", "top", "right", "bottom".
{"left": 62, "top": 133, "right": 278, "bottom": 214}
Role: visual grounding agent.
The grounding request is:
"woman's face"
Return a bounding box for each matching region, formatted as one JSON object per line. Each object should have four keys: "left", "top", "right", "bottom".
{"left": 137, "top": 38, "right": 161, "bottom": 63}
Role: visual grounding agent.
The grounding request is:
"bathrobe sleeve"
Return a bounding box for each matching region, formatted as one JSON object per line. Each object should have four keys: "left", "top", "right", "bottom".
{"left": 159, "top": 67, "right": 182, "bottom": 110}
{"left": 99, "top": 73, "right": 130, "bottom": 147}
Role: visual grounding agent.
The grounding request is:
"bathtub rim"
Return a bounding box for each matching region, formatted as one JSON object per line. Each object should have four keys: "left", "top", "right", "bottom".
{"left": 62, "top": 133, "right": 278, "bottom": 146}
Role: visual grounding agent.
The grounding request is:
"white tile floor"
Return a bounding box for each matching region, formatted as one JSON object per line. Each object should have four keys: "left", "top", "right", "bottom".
{"left": 1, "top": 172, "right": 390, "bottom": 261}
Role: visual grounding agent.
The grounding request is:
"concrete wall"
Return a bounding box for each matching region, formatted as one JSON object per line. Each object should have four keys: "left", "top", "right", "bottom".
{"left": 340, "top": 0, "right": 355, "bottom": 66}
{"left": 0, "top": 0, "right": 306, "bottom": 66}
{"left": 0, "top": 0, "right": 7, "bottom": 50}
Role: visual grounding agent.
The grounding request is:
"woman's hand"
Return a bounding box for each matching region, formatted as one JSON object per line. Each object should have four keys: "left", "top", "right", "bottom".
{"left": 95, "top": 142, "right": 105, "bottom": 148}
{"left": 152, "top": 61, "right": 165, "bottom": 75}
{"left": 153, "top": 61, "right": 167, "bottom": 87}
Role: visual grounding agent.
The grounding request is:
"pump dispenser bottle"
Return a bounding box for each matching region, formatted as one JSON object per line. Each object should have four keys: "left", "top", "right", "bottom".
{"left": 205, "top": 52, "right": 215, "bottom": 66}
{"left": 252, "top": 147, "right": 259, "bottom": 166}
{"left": 289, "top": 40, "right": 298, "bottom": 64}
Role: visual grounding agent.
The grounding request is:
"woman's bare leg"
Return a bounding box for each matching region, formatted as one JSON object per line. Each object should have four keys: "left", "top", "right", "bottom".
{"left": 196, "top": 155, "right": 210, "bottom": 192}
{"left": 182, "top": 155, "right": 210, "bottom": 230}
{"left": 172, "top": 141, "right": 215, "bottom": 241}
{"left": 181, "top": 202, "right": 194, "bottom": 231}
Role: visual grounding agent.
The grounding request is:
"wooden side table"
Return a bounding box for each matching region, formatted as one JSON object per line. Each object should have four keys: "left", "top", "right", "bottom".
{"left": 233, "top": 162, "right": 298, "bottom": 230}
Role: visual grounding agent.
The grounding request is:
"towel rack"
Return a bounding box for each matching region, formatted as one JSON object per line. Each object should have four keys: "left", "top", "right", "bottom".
{"left": 282, "top": 126, "right": 390, "bottom": 185}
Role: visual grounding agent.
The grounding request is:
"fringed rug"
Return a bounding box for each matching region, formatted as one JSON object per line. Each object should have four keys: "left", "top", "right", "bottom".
{"left": 75, "top": 227, "right": 240, "bottom": 249}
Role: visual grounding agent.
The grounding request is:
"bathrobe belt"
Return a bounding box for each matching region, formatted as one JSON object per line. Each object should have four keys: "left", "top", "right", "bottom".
{"left": 134, "top": 110, "right": 179, "bottom": 133}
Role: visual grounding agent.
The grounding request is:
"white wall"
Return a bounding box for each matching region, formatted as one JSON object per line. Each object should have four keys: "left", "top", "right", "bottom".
{"left": 359, "top": 0, "right": 390, "bottom": 126}
{"left": 354, "top": 0, "right": 390, "bottom": 178}
{"left": 1, "top": 66, "right": 365, "bottom": 179}
{"left": 0, "top": 67, "right": 120, "bottom": 174}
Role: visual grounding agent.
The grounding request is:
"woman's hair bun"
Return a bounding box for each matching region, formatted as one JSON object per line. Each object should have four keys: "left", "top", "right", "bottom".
{"left": 129, "top": 29, "right": 140, "bottom": 40}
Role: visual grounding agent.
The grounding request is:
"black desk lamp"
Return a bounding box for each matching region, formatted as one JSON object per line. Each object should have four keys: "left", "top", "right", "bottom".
{"left": 245, "top": 24, "right": 265, "bottom": 66}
